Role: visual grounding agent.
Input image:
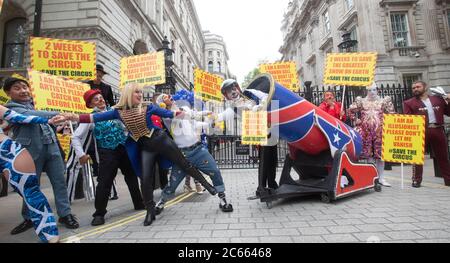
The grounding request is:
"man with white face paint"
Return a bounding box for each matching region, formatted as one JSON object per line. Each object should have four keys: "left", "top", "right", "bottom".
{"left": 348, "top": 82, "right": 395, "bottom": 187}
{"left": 221, "top": 79, "right": 279, "bottom": 192}
{"left": 221, "top": 79, "right": 269, "bottom": 112}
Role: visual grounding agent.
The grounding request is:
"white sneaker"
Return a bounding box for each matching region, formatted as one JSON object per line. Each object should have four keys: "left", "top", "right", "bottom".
{"left": 195, "top": 183, "right": 204, "bottom": 194}
{"left": 379, "top": 179, "right": 391, "bottom": 187}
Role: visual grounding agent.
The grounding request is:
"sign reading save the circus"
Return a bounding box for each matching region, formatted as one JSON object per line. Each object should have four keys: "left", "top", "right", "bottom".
{"left": 30, "top": 37, "right": 96, "bottom": 81}
{"left": 324, "top": 52, "right": 377, "bottom": 87}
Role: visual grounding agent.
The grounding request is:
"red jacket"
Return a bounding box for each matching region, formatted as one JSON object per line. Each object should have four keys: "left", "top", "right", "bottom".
{"left": 403, "top": 95, "right": 450, "bottom": 125}
{"left": 151, "top": 115, "right": 163, "bottom": 129}
{"left": 319, "top": 101, "right": 347, "bottom": 122}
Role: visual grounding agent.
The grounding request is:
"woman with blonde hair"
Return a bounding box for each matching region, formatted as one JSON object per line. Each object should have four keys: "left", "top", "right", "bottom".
{"left": 0, "top": 103, "right": 63, "bottom": 243}
{"left": 69, "top": 83, "right": 217, "bottom": 226}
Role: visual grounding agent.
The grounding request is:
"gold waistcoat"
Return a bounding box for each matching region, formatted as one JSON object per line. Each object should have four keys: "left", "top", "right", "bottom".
{"left": 118, "top": 106, "right": 152, "bottom": 141}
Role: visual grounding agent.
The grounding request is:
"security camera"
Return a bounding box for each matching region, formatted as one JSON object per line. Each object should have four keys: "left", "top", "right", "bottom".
{"left": 414, "top": 52, "right": 420, "bottom": 58}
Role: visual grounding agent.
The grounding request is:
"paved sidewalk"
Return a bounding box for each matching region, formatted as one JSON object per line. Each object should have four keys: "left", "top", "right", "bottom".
{"left": 1, "top": 157, "right": 449, "bottom": 243}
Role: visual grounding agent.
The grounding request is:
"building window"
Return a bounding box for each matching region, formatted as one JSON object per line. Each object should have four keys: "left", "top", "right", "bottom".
{"left": 217, "top": 51, "right": 221, "bottom": 58}
{"left": 309, "top": 31, "right": 314, "bottom": 50}
{"left": 217, "top": 62, "right": 221, "bottom": 73}
{"left": 345, "top": 0, "right": 354, "bottom": 10}
{"left": 323, "top": 10, "right": 331, "bottom": 34}
{"left": 208, "top": 61, "right": 214, "bottom": 72}
{"left": 208, "top": 51, "right": 213, "bottom": 57}
{"left": 349, "top": 26, "right": 358, "bottom": 52}
{"left": 2, "top": 18, "right": 27, "bottom": 68}
{"left": 402, "top": 74, "right": 422, "bottom": 89}
{"left": 390, "top": 13, "right": 410, "bottom": 48}
{"left": 448, "top": 10, "right": 450, "bottom": 29}
{"left": 180, "top": 54, "right": 185, "bottom": 75}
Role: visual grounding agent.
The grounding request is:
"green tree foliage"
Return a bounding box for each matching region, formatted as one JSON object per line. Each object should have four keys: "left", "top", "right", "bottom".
{"left": 242, "top": 68, "right": 261, "bottom": 88}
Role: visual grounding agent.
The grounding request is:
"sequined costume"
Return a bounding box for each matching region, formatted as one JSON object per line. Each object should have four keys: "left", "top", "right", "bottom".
{"left": 0, "top": 110, "right": 59, "bottom": 242}
{"left": 348, "top": 95, "right": 395, "bottom": 159}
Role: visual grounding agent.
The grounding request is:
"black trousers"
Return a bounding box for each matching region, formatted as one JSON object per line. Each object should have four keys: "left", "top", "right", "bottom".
{"left": 138, "top": 130, "right": 209, "bottom": 208}
{"left": 93, "top": 145, "right": 143, "bottom": 217}
{"left": 258, "top": 145, "right": 279, "bottom": 189}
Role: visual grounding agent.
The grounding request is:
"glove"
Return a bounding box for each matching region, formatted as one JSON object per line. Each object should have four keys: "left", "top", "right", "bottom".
{"left": 251, "top": 104, "right": 263, "bottom": 112}
{"left": 430, "top": 87, "right": 447, "bottom": 100}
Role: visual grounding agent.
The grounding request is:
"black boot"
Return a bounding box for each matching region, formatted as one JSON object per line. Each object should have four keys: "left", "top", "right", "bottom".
{"left": 218, "top": 192, "right": 234, "bottom": 213}
{"left": 186, "top": 166, "right": 217, "bottom": 195}
{"left": 143, "top": 202, "right": 156, "bottom": 226}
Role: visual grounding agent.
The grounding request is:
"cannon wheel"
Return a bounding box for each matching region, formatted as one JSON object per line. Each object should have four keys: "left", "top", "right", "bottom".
{"left": 320, "top": 193, "right": 331, "bottom": 204}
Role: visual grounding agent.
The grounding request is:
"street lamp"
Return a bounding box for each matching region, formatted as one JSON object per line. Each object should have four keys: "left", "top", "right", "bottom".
{"left": 338, "top": 30, "right": 358, "bottom": 53}
{"left": 33, "top": 0, "right": 43, "bottom": 37}
{"left": 156, "top": 36, "right": 176, "bottom": 94}
{"left": 337, "top": 29, "right": 358, "bottom": 124}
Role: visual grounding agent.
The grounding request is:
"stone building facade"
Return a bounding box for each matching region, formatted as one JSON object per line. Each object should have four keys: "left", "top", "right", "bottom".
{"left": 280, "top": 0, "right": 450, "bottom": 90}
{"left": 0, "top": 0, "right": 232, "bottom": 94}
{"left": 203, "top": 30, "right": 232, "bottom": 79}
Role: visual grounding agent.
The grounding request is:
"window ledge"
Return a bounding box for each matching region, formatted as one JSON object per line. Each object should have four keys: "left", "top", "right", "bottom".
{"left": 337, "top": 9, "right": 358, "bottom": 31}
{"left": 380, "top": 0, "right": 419, "bottom": 7}
{"left": 388, "top": 45, "right": 426, "bottom": 56}
{"left": 306, "top": 53, "right": 316, "bottom": 64}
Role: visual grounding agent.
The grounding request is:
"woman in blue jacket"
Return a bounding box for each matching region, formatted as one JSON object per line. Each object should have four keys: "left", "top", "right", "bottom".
{"left": 70, "top": 83, "right": 216, "bottom": 226}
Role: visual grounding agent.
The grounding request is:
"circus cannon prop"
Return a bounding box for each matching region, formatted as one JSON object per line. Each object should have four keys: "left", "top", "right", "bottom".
{"left": 242, "top": 74, "right": 381, "bottom": 208}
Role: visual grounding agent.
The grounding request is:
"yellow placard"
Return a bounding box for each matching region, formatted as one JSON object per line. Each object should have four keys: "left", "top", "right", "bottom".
{"left": 194, "top": 68, "right": 223, "bottom": 103}
{"left": 30, "top": 37, "right": 96, "bottom": 81}
{"left": 120, "top": 52, "right": 165, "bottom": 88}
{"left": 57, "top": 134, "right": 71, "bottom": 162}
{"left": 241, "top": 111, "right": 268, "bottom": 146}
{"left": 324, "top": 52, "right": 377, "bottom": 86}
{"left": 382, "top": 114, "right": 426, "bottom": 165}
{"left": 259, "top": 61, "right": 299, "bottom": 92}
{"left": 28, "top": 70, "right": 91, "bottom": 114}
{"left": 0, "top": 89, "right": 8, "bottom": 105}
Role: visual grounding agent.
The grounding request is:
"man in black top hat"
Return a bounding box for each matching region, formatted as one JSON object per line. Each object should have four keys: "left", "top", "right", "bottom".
{"left": 87, "top": 65, "right": 115, "bottom": 107}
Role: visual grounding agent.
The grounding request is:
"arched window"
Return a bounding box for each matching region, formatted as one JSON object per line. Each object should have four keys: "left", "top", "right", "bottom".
{"left": 2, "top": 18, "right": 27, "bottom": 68}
{"left": 180, "top": 54, "right": 184, "bottom": 75}
{"left": 208, "top": 61, "right": 213, "bottom": 72}
{"left": 133, "top": 40, "right": 149, "bottom": 55}
{"left": 217, "top": 62, "right": 221, "bottom": 73}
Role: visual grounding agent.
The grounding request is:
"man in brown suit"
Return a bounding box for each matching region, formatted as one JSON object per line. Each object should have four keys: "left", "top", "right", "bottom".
{"left": 403, "top": 81, "right": 450, "bottom": 187}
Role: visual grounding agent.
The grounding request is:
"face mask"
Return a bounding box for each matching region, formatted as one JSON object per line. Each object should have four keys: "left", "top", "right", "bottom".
{"left": 366, "top": 84, "right": 378, "bottom": 99}
{"left": 226, "top": 88, "right": 242, "bottom": 102}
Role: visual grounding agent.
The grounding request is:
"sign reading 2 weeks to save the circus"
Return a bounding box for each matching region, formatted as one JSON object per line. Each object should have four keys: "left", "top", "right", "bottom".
{"left": 30, "top": 37, "right": 97, "bottom": 81}
{"left": 194, "top": 68, "right": 223, "bottom": 103}
{"left": 324, "top": 52, "right": 377, "bottom": 87}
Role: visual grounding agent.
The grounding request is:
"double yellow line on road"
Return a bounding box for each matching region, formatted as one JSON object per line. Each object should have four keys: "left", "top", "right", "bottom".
{"left": 61, "top": 191, "right": 195, "bottom": 243}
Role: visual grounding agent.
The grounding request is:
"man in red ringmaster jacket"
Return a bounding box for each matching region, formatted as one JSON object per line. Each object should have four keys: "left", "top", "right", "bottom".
{"left": 403, "top": 81, "right": 450, "bottom": 188}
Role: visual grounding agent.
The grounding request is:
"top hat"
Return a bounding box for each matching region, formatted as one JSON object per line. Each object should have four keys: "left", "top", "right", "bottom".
{"left": 96, "top": 64, "right": 108, "bottom": 74}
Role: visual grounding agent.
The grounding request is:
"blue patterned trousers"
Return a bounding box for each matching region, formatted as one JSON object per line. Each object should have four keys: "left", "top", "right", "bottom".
{"left": 0, "top": 138, "right": 59, "bottom": 242}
